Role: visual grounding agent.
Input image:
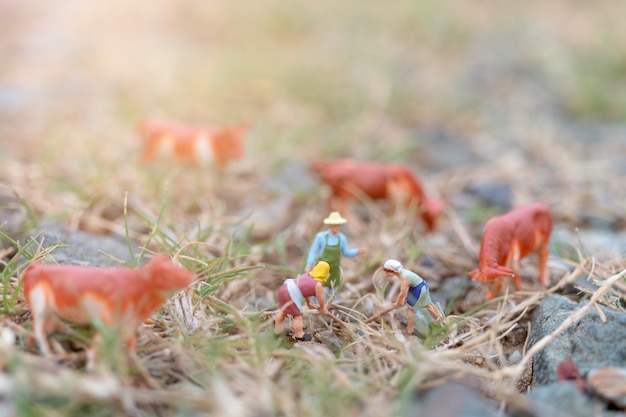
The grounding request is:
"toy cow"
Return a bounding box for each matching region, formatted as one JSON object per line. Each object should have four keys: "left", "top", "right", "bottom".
{"left": 310, "top": 159, "right": 446, "bottom": 232}
{"left": 468, "top": 202, "right": 552, "bottom": 299}
{"left": 22, "top": 255, "right": 193, "bottom": 366}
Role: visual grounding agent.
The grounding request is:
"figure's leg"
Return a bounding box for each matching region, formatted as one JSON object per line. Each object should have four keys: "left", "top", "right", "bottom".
{"left": 425, "top": 303, "right": 442, "bottom": 323}
{"left": 406, "top": 309, "right": 415, "bottom": 333}
{"left": 292, "top": 316, "right": 305, "bottom": 339}
{"left": 274, "top": 311, "right": 287, "bottom": 334}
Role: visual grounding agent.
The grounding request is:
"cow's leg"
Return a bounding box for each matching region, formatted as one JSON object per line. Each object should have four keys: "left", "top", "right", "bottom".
{"left": 508, "top": 242, "right": 522, "bottom": 291}
{"left": 537, "top": 240, "right": 550, "bottom": 286}
{"left": 27, "top": 283, "right": 56, "bottom": 356}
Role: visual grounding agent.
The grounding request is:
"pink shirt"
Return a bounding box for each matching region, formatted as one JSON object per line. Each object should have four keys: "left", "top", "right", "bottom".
{"left": 277, "top": 273, "right": 319, "bottom": 316}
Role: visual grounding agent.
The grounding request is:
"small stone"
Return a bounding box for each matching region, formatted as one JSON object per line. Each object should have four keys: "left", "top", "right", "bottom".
{"left": 316, "top": 329, "right": 344, "bottom": 355}
{"left": 587, "top": 367, "right": 626, "bottom": 408}
{"left": 508, "top": 350, "right": 522, "bottom": 364}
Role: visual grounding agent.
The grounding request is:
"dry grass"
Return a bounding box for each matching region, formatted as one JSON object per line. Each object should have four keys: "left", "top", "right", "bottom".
{"left": 1, "top": 0, "right": 626, "bottom": 416}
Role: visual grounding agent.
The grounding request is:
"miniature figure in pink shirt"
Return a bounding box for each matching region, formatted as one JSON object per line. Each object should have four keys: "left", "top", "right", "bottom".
{"left": 274, "top": 261, "right": 330, "bottom": 341}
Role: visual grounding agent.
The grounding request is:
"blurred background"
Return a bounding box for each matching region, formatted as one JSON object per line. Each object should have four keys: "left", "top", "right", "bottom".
{"left": 1, "top": 0, "right": 625, "bottom": 248}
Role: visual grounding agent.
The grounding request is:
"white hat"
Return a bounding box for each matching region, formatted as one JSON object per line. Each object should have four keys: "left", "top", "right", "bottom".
{"left": 323, "top": 211, "right": 347, "bottom": 225}
{"left": 383, "top": 259, "right": 403, "bottom": 273}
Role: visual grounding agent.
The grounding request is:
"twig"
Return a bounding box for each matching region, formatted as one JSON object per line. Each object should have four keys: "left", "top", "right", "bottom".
{"left": 364, "top": 305, "right": 400, "bottom": 324}
{"left": 320, "top": 310, "right": 350, "bottom": 330}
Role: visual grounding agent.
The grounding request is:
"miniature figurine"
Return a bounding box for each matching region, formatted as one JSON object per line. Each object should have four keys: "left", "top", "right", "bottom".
{"left": 274, "top": 261, "right": 331, "bottom": 341}
{"left": 305, "top": 211, "right": 364, "bottom": 294}
{"left": 138, "top": 118, "right": 247, "bottom": 170}
{"left": 468, "top": 201, "right": 552, "bottom": 300}
{"left": 369, "top": 259, "right": 442, "bottom": 333}
{"left": 22, "top": 255, "right": 193, "bottom": 367}
{"left": 309, "top": 159, "right": 446, "bottom": 232}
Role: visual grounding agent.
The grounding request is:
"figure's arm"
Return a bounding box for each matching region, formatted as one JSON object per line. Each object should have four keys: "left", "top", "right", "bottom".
{"left": 306, "top": 233, "right": 324, "bottom": 268}
{"left": 305, "top": 297, "right": 315, "bottom": 309}
{"left": 339, "top": 234, "right": 361, "bottom": 257}
{"left": 314, "top": 283, "right": 328, "bottom": 314}
{"left": 395, "top": 277, "right": 409, "bottom": 307}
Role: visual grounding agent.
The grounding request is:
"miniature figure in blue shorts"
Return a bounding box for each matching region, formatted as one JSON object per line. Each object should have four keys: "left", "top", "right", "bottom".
{"left": 383, "top": 259, "right": 442, "bottom": 333}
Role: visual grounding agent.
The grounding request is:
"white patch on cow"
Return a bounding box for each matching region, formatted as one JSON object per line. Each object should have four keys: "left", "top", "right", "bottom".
{"left": 194, "top": 134, "right": 214, "bottom": 165}
{"left": 81, "top": 293, "right": 111, "bottom": 322}
{"left": 155, "top": 135, "right": 176, "bottom": 159}
{"left": 28, "top": 285, "right": 53, "bottom": 318}
{"left": 28, "top": 284, "right": 54, "bottom": 355}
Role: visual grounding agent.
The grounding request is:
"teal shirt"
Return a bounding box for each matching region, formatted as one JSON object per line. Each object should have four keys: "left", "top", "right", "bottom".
{"left": 401, "top": 268, "right": 431, "bottom": 309}
{"left": 401, "top": 269, "right": 425, "bottom": 288}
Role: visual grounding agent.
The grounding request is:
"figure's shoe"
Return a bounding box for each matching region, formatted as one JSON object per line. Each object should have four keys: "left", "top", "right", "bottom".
{"left": 294, "top": 333, "right": 312, "bottom": 342}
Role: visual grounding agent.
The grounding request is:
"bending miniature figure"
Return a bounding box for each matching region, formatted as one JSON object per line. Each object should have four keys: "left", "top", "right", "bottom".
{"left": 305, "top": 211, "right": 364, "bottom": 293}
{"left": 382, "top": 259, "right": 442, "bottom": 333}
{"left": 274, "top": 261, "right": 331, "bottom": 341}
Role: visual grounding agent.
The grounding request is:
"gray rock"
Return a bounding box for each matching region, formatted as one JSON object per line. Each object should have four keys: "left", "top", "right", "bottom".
{"left": 233, "top": 195, "right": 293, "bottom": 241}
{"left": 316, "top": 329, "right": 343, "bottom": 355}
{"left": 0, "top": 185, "right": 29, "bottom": 243}
{"left": 412, "top": 125, "right": 486, "bottom": 171}
{"left": 530, "top": 295, "right": 626, "bottom": 386}
{"left": 508, "top": 350, "right": 523, "bottom": 365}
{"left": 526, "top": 382, "right": 615, "bottom": 417}
{"left": 464, "top": 182, "right": 514, "bottom": 211}
{"left": 20, "top": 221, "right": 137, "bottom": 267}
{"left": 437, "top": 276, "right": 471, "bottom": 305}
{"left": 263, "top": 162, "right": 317, "bottom": 195}
{"left": 407, "top": 382, "right": 503, "bottom": 417}
{"left": 552, "top": 225, "right": 626, "bottom": 261}
{"left": 412, "top": 309, "right": 436, "bottom": 339}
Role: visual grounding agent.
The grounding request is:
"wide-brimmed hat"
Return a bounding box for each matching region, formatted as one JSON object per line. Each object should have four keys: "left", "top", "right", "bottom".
{"left": 323, "top": 211, "right": 347, "bottom": 225}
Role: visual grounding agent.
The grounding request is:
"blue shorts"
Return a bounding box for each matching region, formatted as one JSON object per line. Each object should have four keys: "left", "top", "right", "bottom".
{"left": 407, "top": 281, "right": 427, "bottom": 308}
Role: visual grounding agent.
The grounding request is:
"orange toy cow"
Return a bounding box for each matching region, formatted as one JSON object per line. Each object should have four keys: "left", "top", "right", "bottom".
{"left": 22, "top": 255, "right": 193, "bottom": 366}
{"left": 310, "top": 159, "right": 446, "bottom": 232}
{"left": 468, "top": 201, "right": 552, "bottom": 300}
{"left": 138, "top": 119, "right": 247, "bottom": 170}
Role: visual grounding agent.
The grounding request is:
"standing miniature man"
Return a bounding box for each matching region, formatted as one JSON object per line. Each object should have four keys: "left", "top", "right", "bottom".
{"left": 274, "top": 261, "right": 331, "bottom": 341}
{"left": 382, "top": 259, "right": 442, "bottom": 333}
{"left": 305, "top": 211, "right": 365, "bottom": 293}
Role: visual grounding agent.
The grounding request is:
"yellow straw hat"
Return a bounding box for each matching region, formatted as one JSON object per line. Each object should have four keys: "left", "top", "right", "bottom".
{"left": 323, "top": 211, "right": 347, "bottom": 225}
{"left": 309, "top": 261, "right": 330, "bottom": 282}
